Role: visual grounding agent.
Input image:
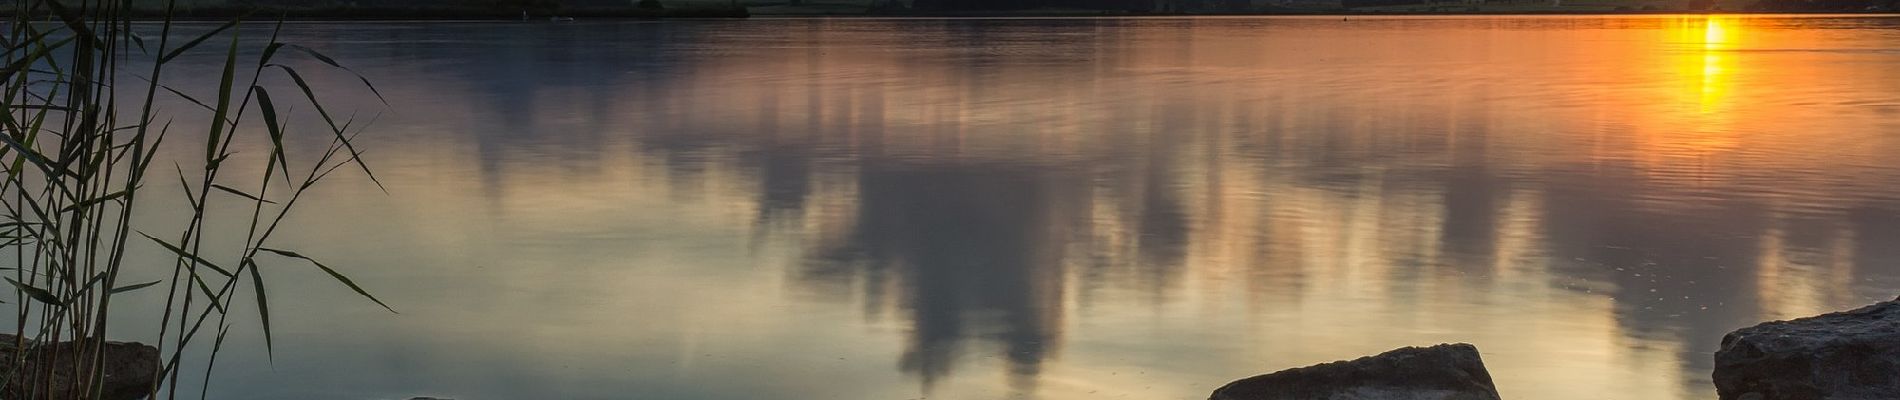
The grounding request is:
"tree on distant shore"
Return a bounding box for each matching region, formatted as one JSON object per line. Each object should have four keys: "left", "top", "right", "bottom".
{"left": 486, "top": 0, "right": 562, "bottom": 14}
{"left": 1749, "top": 0, "right": 1887, "bottom": 10}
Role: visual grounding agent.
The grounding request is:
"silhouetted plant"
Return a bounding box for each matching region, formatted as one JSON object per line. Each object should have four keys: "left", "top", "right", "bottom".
{"left": 2, "top": 0, "right": 392, "bottom": 399}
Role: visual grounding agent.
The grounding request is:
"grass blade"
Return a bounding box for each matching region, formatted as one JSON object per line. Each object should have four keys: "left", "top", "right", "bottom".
{"left": 0, "top": 131, "right": 75, "bottom": 178}
{"left": 211, "top": 184, "right": 275, "bottom": 204}
{"left": 60, "top": 188, "right": 132, "bottom": 213}
{"left": 109, "top": 280, "right": 163, "bottom": 294}
{"left": 260, "top": 42, "right": 285, "bottom": 68}
{"left": 149, "top": 79, "right": 216, "bottom": 113}
{"left": 253, "top": 86, "right": 293, "bottom": 181}
{"left": 257, "top": 248, "right": 394, "bottom": 313}
{"left": 244, "top": 258, "right": 274, "bottom": 358}
{"left": 129, "top": 31, "right": 149, "bottom": 53}
{"left": 272, "top": 65, "right": 386, "bottom": 192}
{"left": 176, "top": 162, "right": 200, "bottom": 209}
{"left": 5, "top": 278, "right": 63, "bottom": 307}
{"left": 281, "top": 44, "right": 386, "bottom": 104}
{"left": 158, "top": 17, "right": 244, "bottom": 64}
{"left": 138, "top": 232, "right": 235, "bottom": 277}
{"left": 204, "top": 28, "right": 242, "bottom": 162}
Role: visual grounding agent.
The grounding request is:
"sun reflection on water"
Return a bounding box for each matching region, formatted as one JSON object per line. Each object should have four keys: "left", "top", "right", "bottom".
{"left": 1699, "top": 17, "right": 1730, "bottom": 113}
{"left": 1645, "top": 15, "right": 1746, "bottom": 171}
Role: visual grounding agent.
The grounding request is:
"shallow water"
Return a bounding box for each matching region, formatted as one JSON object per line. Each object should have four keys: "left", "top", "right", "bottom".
{"left": 120, "top": 15, "right": 1900, "bottom": 400}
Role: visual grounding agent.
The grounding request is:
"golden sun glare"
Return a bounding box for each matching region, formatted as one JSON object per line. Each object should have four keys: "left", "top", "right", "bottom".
{"left": 1699, "top": 17, "right": 1730, "bottom": 113}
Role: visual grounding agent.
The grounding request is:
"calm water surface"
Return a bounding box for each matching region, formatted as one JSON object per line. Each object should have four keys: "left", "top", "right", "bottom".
{"left": 123, "top": 15, "right": 1900, "bottom": 400}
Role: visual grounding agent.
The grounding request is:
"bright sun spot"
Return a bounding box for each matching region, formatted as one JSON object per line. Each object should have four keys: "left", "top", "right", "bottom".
{"left": 1704, "top": 17, "right": 1728, "bottom": 49}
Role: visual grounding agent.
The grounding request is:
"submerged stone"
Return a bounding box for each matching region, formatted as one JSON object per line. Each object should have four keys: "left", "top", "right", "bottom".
{"left": 1209, "top": 343, "right": 1503, "bottom": 400}
{"left": 1713, "top": 296, "right": 1900, "bottom": 400}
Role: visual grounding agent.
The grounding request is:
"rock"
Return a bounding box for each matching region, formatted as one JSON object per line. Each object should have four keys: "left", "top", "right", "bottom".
{"left": 1713, "top": 296, "right": 1900, "bottom": 400}
{"left": 1, "top": 334, "right": 160, "bottom": 400}
{"left": 1209, "top": 343, "right": 1503, "bottom": 400}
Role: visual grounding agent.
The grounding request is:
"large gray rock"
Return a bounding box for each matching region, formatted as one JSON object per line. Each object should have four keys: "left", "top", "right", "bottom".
{"left": 1209, "top": 343, "right": 1503, "bottom": 400}
{"left": 1713, "top": 296, "right": 1900, "bottom": 400}
{"left": 1, "top": 334, "right": 160, "bottom": 400}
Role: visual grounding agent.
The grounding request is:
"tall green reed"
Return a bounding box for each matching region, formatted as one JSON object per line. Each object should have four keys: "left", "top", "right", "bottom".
{"left": 2, "top": 0, "right": 392, "bottom": 398}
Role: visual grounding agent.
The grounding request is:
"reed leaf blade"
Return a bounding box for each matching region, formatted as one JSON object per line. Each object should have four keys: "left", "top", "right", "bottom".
{"left": 5, "top": 277, "right": 63, "bottom": 307}
{"left": 257, "top": 248, "right": 394, "bottom": 313}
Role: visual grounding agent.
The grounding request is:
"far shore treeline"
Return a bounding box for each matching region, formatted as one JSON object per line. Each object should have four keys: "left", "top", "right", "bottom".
{"left": 4, "top": 0, "right": 750, "bottom": 18}
{"left": 2, "top": 0, "right": 1896, "bottom": 21}
{"left": 902, "top": 0, "right": 1892, "bottom": 12}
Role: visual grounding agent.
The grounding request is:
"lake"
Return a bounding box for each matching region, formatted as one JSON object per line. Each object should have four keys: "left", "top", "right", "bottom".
{"left": 127, "top": 15, "right": 1900, "bottom": 400}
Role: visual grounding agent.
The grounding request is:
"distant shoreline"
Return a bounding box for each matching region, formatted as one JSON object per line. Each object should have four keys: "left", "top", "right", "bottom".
{"left": 8, "top": 7, "right": 1895, "bottom": 21}
{"left": 0, "top": 6, "right": 751, "bottom": 21}
{"left": 784, "top": 10, "right": 1900, "bottom": 17}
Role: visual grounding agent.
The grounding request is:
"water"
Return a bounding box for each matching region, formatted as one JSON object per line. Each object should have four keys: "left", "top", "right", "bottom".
{"left": 126, "top": 15, "right": 1900, "bottom": 400}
